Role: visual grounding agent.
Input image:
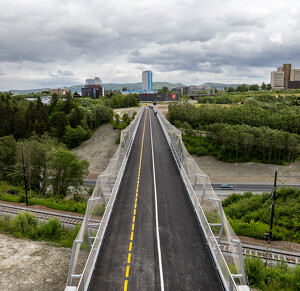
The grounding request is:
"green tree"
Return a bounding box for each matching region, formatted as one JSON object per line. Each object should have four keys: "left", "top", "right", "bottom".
{"left": 227, "top": 87, "right": 235, "bottom": 93}
{"left": 261, "top": 82, "right": 266, "bottom": 90}
{"left": 0, "top": 135, "right": 17, "bottom": 179}
{"left": 49, "top": 147, "right": 89, "bottom": 197}
{"left": 56, "top": 112, "right": 68, "bottom": 139}
{"left": 236, "top": 84, "right": 249, "bottom": 92}
{"left": 248, "top": 84, "right": 260, "bottom": 91}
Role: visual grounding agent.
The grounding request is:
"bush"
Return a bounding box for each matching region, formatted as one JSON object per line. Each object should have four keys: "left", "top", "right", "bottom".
{"left": 245, "top": 256, "right": 266, "bottom": 288}
{"left": 9, "top": 211, "right": 38, "bottom": 238}
{"left": 224, "top": 188, "right": 300, "bottom": 243}
{"left": 245, "top": 256, "right": 300, "bottom": 290}
{"left": 38, "top": 218, "right": 62, "bottom": 241}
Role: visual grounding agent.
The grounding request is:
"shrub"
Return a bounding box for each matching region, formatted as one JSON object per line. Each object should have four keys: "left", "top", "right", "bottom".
{"left": 245, "top": 256, "right": 266, "bottom": 288}
{"left": 38, "top": 218, "right": 62, "bottom": 241}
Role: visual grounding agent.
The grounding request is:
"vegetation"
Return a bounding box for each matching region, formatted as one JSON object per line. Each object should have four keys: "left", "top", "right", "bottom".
{"left": 0, "top": 211, "right": 81, "bottom": 247}
{"left": 222, "top": 188, "right": 300, "bottom": 243}
{"left": 245, "top": 256, "right": 300, "bottom": 290}
{"left": 169, "top": 91, "right": 300, "bottom": 164}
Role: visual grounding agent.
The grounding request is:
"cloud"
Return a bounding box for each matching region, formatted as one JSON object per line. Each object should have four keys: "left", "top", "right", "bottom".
{"left": 0, "top": 0, "right": 300, "bottom": 90}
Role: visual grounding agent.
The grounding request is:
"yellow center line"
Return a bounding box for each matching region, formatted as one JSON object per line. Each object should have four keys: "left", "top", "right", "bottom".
{"left": 126, "top": 266, "right": 130, "bottom": 277}
{"left": 124, "top": 109, "right": 148, "bottom": 291}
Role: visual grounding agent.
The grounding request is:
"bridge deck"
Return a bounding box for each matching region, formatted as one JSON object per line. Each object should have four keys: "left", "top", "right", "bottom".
{"left": 89, "top": 109, "right": 224, "bottom": 290}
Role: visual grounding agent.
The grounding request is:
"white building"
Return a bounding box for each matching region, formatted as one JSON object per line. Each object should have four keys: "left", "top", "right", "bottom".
{"left": 270, "top": 70, "right": 284, "bottom": 90}
{"left": 142, "top": 71, "right": 153, "bottom": 91}
{"left": 290, "top": 69, "right": 300, "bottom": 81}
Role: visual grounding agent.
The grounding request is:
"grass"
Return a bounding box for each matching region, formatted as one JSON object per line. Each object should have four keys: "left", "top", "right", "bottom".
{"left": 0, "top": 181, "right": 87, "bottom": 214}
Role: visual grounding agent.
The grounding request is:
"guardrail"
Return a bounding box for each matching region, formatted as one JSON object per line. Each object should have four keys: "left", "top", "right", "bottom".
{"left": 65, "top": 106, "right": 145, "bottom": 291}
{"left": 154, "top": 106, "right": 249, "bottom": 291}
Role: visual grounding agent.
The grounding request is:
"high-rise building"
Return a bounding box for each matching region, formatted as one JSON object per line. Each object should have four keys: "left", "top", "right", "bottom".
{"left": 271, "top": 64, "right": 300, "bottom": 89}
{"left": 290, "top": 69, "right": 300, "bottom": 81}
{"left": 142, "top": 70, "right": 153, "bottom": 91}
{"left": 283, "top": 64, "right": 292, "bottom": 87}
{"left": 81, "top": 77, "right": 104, "bottom": 99}
{"left": 271, "top": 70, "right": 284, "bottom": 89}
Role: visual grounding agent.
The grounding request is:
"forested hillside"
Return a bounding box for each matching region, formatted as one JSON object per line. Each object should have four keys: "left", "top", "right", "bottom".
{"left": 169, "top": 92, "right": 300, "bottom": 164}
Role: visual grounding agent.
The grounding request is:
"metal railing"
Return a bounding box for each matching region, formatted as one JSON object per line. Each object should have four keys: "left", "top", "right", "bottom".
{"left": 65, "top": 106, "right": 145, "bottom": 291}
{"left": 155, "top": 106, "right": 249, "bottom": 291}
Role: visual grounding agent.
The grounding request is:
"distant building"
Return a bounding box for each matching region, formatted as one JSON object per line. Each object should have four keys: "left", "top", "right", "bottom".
{"left": 290, "top": 69, "right": 300, "bottom": 81}
{"left": 81, "top": 77, "right": 104, "bottom": 99}
{"left": 172, "top": 86, "right": 188, "bottom": 95}
{"left": 271, "top": 64, "right": 300, "bottom": 89}
{"left": 142, "top": 70, "right": 153, "bottom": 91}
{"left": 271, "top": 70, "right": 284, "bottom": 90}
{"left": 52, "top": 88, "right": 69, "bottom": 95}
{"left": 187, "top": 85, "right": 215, "bottom": 98}
{"left": 283, "top": 64, "right": 292, "bottom": 87}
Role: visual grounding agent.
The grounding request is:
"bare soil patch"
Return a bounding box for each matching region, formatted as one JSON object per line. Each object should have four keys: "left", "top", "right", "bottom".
{"left": 0, "top": 233, "right": 88, "bottom": 291}
{"left": 193, "top": 155, "right": 300, "bottom": 184}
{"left": 72, "top": 123, "right": 120, "bottom": 180}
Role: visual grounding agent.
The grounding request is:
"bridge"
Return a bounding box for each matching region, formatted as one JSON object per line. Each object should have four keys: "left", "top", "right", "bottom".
{"left": 65, "top": 106, "right": 249, "bottom": 291}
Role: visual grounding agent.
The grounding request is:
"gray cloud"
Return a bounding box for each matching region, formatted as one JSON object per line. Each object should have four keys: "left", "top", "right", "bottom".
{"left": 0, "top": 0, "right": 300, "bottom": 90}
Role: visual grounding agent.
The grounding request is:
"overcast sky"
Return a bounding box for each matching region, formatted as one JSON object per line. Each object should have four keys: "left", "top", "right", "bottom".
{"left": 0, "top": 0, "right": 300, "bottom": 90}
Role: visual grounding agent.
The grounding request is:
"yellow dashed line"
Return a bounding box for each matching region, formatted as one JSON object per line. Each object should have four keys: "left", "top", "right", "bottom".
{"left": 124, "top": 280, "right": 128, "bottom": 291}
{"left": 126, "top": 266, "right": 130, "bottom": 277}
{"left": 124, "top": 109, "right": 148, "bottom": 287}
{"left": 128, "top": 253, "right": 132, "bottom": 264}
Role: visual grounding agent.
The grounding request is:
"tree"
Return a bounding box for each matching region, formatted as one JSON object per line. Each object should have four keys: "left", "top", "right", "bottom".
{"left": 266, "top": 84, "right": 272, "bottom": 90}
{"left": 56, "top": 112, "right": 68, "bottom": 139}
{"left": 249, "top": 84, "right": 260, "bottom": 91}
{"left": 0, "top": 135, "right": 17, "bottom": 179}
{"left": 227, "top": 87, "right": 235, "bottom": 93}
{"left": 236, "top": 84, "right": 249, "bottom": 92}
{"left": 73, "top": 92, "right": 80, "bottom": 98}
{"left": 261, "top": 82, "right": 266, "bottom": 90}
{"left": 158, "top": 86, "right": 169, "bottom": 94}
{"left": 49, "top": 147, "right": 89, "bottom": 197}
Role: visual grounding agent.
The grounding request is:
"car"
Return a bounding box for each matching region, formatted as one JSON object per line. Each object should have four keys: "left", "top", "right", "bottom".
{"left": 221, "top": 184, "right": 234, "bottom": 189}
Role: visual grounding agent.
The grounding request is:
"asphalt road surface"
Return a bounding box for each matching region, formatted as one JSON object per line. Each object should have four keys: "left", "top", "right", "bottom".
{"left": 85, "top": 180, "right": 300, "bottom": 192}
{"left": 89, "top": 109, "right": 224, "bottom": 290}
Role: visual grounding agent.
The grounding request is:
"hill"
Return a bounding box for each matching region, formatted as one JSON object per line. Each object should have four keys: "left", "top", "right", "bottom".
{"left": 201, "top": 83, "right": 248, "bottom": 90}
{"left": 7, "top": 82, "right": 186, "bottom": 95}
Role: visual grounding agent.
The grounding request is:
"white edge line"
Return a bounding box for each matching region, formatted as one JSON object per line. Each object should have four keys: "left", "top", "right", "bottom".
{"left": 149, "top": 109, "right": 165, "bottom": 291}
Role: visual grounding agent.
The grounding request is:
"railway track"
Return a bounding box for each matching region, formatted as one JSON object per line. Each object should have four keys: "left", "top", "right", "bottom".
{"left": 0, "top": 203, "right": 101, "bottom": 227}
{"left": 220, "top": 241, "right": 300, "bottom": 265}
{"left": 0, "top": 203, "right": 298, "bottom": 265}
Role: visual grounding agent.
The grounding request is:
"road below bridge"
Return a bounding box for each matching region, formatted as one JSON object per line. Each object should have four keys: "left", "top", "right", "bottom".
{"left": 89, "top": 108, "right": 224, "bottom": 290}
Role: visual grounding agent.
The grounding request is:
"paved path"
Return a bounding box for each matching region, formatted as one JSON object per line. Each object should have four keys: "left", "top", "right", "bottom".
{"left": 89, "top": 109, "right": 224, "bottom": 290}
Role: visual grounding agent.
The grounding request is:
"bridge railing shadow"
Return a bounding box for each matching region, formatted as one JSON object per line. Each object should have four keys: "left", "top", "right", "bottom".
{"left": 155, "top": 106, "right": 249, "bottom": 291}
{"left": 65, "top": 106, "right": 146, "bottom": 291}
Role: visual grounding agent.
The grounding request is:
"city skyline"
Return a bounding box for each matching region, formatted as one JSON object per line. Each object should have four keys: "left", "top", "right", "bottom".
{"left": 0, "top": 0, "right": 300, "bottom": 91}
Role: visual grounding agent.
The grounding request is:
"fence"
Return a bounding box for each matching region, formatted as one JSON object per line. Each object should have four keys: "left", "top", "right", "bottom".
{"left": 65, "top": 106, "right": 145, "bottom": 291}
{"left": 155, "top": 106, "right": 249, "bottom": 291}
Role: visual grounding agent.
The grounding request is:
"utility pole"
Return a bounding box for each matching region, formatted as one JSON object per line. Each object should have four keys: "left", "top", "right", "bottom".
{"left": 21, "top": 145, "right": 29, "bottom": 206}
{"left": 264, "top": 170, "right": 277, "bottom": 266}
{"left": 269, "top": 170, "right": 278, "bottom": 242}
